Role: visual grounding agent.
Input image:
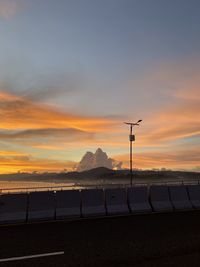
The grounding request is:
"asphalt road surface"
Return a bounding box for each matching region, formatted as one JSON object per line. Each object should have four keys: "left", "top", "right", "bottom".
{"left": 1, "top": 211, "right": 200, "bottom": 266}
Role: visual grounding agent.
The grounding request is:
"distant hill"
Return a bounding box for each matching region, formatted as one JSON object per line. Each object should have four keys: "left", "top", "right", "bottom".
{"left": 0, "top": 167, "right": 115, "bottom": 182}
{"left": 0, "top": 168, "right": 199, "bottom": 183}
{"left": 81, "top": 167, "right": 114, "bottom": 176}
{"left": 64, "top": 167, "right": 115, "bottom": 180}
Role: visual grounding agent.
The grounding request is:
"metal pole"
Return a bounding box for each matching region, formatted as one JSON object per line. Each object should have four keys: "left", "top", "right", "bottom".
{"left": 124, "top": 120, "right": 142, "bottom": 187}
{"left": 130, "top": 125, "right": 133, "bottom": 186}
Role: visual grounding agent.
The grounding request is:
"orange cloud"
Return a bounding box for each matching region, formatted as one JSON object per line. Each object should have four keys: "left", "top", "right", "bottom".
{"left": 0, "top": 91, "right": 118, "bottom": 132}
{"left": 0, "top": 155, "right": 77, "bottom": 174}
{"left": 1, "top": 145, "right": 199, "bottom": 174}
{"left": 0, "top": 91, "right": 124, "bottom": 162}
{"left": 0, "top": 150, "right": 26, "bottom": 156}
{"left": 124, "top": 60, "right": 200, "bottom": 146}
{"left": 0, "top": 128, "right": 93, "bottom": 142}
{"left": 140, "top": 99, "right": 200, "bottom": 145}
{"left": 1, "top": 58, "right": 200, "bottom": 173}
{"left": 115, "top": 147, "right": 200, "bottom": 171}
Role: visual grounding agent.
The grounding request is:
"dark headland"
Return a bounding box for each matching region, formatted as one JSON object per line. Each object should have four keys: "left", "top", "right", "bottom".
{"left": 0, "top": 167, "right": 199, "bottom": 185}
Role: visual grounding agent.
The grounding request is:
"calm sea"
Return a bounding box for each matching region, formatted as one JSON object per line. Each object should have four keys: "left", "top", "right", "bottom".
{"left": 0, "top": 180, "right": 76, "bottom": 193}
{"left": 0, "top": 176, "right": 198, "bottom": 193}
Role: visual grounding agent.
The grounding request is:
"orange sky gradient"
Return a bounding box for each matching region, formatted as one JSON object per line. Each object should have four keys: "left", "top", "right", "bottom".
{"left": 0, "top": 62, "right": 200, "bottom": 174}
{"left": 0, "top": 3, "right": 200, "bottom": 174}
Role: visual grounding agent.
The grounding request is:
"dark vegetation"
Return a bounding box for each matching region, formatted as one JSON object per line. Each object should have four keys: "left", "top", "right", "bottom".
{"left": 0, "top": 167, "right": 199, "bottom": 185}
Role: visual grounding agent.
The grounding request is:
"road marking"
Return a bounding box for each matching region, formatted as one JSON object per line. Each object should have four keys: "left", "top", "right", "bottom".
{"left": 0, "top": 251, "right": 64, "bottom": 263}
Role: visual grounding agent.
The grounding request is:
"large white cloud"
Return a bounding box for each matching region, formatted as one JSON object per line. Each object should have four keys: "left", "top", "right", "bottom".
{"left": 76, "top": 148, "right": 122, "bottom": 172}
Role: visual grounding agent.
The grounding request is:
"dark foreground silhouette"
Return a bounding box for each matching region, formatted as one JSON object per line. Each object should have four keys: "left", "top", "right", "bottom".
{"left": 1, "top": 211, "right": 200, "bottom": 266}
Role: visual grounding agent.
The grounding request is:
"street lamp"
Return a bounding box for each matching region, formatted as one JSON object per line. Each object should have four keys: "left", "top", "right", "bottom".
{"left": 124, "top": 120, "right": 142, "bottom": 186}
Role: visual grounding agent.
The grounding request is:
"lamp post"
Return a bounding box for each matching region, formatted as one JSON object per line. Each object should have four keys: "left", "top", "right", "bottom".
{"left": 124, "top": 120, "right": 142, "bottom": 186}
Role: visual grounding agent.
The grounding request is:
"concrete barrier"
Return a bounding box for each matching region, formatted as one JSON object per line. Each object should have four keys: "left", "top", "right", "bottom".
{"left": 56, "top": 190, "right": 80, "bottom": 219}
{"left": 150, "top": 186, "right": 173, "bottom": 212}
{"left": 128, "top": 187, "right": 152, "bottom": 213}
{"left": 0, "top": 193, "right": 28, "bottom": 224}
{"left": 187, "top": 185, "right": 200, "bottom": 209}
{"left": 28, "top": 191, "right": 55, "bottom": 221}
{"left": 105, "top": 188, "right": 129, "bottom": 215}
{"left": 81, "top": 189, "right": 106, "bottom": 217}
{"left": 169, "top": 186, "right": 193, "bottom": 210}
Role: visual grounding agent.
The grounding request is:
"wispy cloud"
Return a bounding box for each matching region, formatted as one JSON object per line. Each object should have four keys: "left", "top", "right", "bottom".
{"left": 0, "top": 0, "right": 27, "bottom": 19}
{"left": 0, "top": 128, "right": 93, "bottom": 143}
{"left": 141, "top": 102, "right": 200, "bottom": 143}
{"left": 0, "top": 58, "right": 200, "bottom": 172}
{"left": 115, "top": 147, "right": 200, "bottom": 171}
{"left": 0, "top": 154, "right": 77, "bottom": 173}
{"left": 109, "top": 60, "right": 200, "bottom": 171}
{"left": 0, "top": 150, "right": 26, "bottom": 156}
{"left": 0, "top": 91, "right": 118, "bottom": 132}
{"left": 1, "top": 146, "right": 199, "bottom": 174}
{"left": 126, "top": 60, "right": 200, "bottom": 145}
{"left": 0, "top": 91, "right": 120, "bottom": 155}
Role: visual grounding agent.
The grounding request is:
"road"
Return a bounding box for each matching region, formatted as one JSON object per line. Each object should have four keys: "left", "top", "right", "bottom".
{"left": 1, "top": 211, "right": 200, "bottom": 266}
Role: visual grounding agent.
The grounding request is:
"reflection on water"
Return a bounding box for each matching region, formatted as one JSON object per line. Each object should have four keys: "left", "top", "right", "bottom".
{"left": 0, "top": 176, "right": 199, "bottom": 193}
{"left": 0, "top": 181, "right": 77, "bottom": 193}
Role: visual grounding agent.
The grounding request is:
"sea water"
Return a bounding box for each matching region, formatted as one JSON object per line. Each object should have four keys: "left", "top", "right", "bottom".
{"left": 0, "top": 180, "right": 76, "bottom": 193}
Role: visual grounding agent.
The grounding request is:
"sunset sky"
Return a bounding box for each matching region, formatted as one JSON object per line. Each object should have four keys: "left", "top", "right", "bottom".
{"left": 0, "top": 0, "right": 200, "bottom": 173}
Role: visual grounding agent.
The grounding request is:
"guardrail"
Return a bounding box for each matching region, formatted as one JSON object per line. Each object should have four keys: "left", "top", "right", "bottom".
{"left": 1, "top": 182, "right": 200, "bottom": 225}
